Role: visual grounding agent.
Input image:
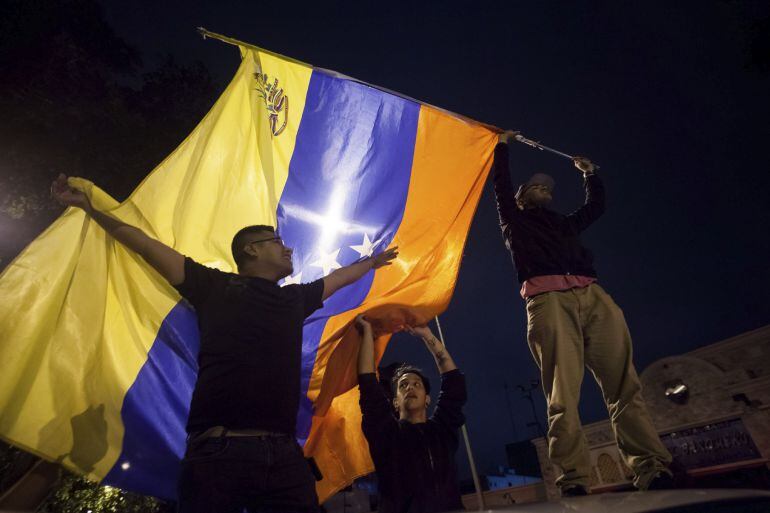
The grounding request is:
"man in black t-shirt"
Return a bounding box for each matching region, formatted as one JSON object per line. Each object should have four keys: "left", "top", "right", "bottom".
{"left": 52, "top": 175, "right": 398, "bottom": 513}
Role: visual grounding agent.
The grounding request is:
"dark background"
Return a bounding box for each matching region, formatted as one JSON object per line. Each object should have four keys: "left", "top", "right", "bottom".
{"left": 2, "top": 0, "right": 769, "bottom": 483}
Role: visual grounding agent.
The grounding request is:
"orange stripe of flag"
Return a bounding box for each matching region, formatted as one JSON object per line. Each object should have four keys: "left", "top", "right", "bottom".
{"left": 305, "top": 106, "right": 496, "bottom": 501}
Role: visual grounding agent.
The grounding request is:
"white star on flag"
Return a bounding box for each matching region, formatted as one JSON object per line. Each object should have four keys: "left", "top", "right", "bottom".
{"left": 310, "top": 249, "right": 342, "bottom": 276}
{"left": 349, "top": 233, "right": 377, "bottom": 258}
{"left": 282, "top": 272, "right": 303, "bottom": 286}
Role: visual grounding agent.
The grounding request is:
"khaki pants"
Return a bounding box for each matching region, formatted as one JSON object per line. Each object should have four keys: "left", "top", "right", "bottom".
{"left": 526, "top": 284, "right": 672, "bottom": 490}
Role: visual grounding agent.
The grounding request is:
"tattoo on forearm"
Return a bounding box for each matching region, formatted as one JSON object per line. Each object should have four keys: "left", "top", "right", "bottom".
{"left": 435, "top": 351, "right": 447, "bottom": 364}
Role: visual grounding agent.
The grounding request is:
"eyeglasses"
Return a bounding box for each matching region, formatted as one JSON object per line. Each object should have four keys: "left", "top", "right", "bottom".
{"left": 248, "top": 236, "right": 284, "bottom": 246}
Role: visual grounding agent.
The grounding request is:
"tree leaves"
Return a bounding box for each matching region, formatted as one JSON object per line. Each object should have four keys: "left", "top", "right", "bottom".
{"left": 0, "top": 0, "right": 220, "bottom": 269}
{"left": 39, "top": 472, "right": 172, "bottom": 513}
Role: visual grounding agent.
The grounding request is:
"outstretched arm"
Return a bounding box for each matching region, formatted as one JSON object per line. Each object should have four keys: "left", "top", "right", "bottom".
{"left": 407, "top": 324, "right": 466, "bottom": 430}
{"left": 406, "top": 324, "right": 457, "bottom": 373}
{"left": 493, "top": 130, "right": 521, "bottom": 230}
{"left": 566, "top": 157, "right": 605, "bottom": 233}
{"left": 322, "top": 247, "right": 398, "bottom": 301}
{"left": 355, "top": 315, "right": 376, "bottom": 375}
{"left": 355, "top": 315, "right": 398, "bottom": 451}
{"left": 51, "top": 174, "right": 185, "bottom": 285}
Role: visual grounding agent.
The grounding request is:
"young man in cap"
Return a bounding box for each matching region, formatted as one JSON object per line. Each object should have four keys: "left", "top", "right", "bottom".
{"left": 355, "top": 316, "right": 466, "bottom": 513}
{"left": 492, "top": 131, "right": 672, "bottom": 496}
{"left": 51, "top": 174, "right": 398, "bottom": 513}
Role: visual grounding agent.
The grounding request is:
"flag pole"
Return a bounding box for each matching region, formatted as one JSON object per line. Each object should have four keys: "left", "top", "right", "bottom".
{"left": 434, "top": 316, "right": 486, "bottom": 511}
{"left": 196, "top": 27, "right": 311, "bottom": 66}
{"left": 514, "top": 133, "right": 601, "bottom": 170}
{"left": 196, "top": 27, "right": 500, "bottom": 133}
{"left": 198, "top": 28, "right": 599, "bottom": 169}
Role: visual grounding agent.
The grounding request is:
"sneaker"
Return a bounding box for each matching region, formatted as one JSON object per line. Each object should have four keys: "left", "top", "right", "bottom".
{"left": 646, "top": 471, "right": 675, "bottom": 490}
{"left": 561, "top": 485, "right": 589, "bottom": 497}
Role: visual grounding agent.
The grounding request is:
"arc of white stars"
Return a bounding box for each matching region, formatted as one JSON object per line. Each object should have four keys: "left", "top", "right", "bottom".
{"left": 282, "top": 271, "right": 303, "bottom": 286}
{"left": 310, "top": 248, "right": 342, "bottom": 276}
{"left": 349, "top": 233, "right": 377, "bottom": 258}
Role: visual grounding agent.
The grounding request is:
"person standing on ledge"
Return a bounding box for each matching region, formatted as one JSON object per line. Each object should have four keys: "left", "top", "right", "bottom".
{"left": 492, "top": 131, "right": 673, "bottom": 496}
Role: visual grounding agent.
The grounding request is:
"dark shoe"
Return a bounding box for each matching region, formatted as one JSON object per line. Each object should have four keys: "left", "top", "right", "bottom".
{"left": 646, "top": 471, "right": 675, "bottom": 490}
{"left": 561, "top": 485, "right": 589, "bottom": 497}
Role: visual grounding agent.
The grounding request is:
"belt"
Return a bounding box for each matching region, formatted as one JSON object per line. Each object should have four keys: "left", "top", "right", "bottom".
{"left": 186, "top": 426, "right": 322, "bottom": 481}
{"left": 190, "top": 426, "right": 288, "bottom": 441}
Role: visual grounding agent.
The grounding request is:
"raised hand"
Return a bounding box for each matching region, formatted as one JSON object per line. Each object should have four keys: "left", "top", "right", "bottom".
{"left": 323, "top": 246, "right": 398, "bottom": 301}
{"left": 573, "top": 157, "right": 596, "bottom": 174}
{"left": 51, "top": 174, "right": 90, "bottom": 211}
{"left": 406, "top": 324, "right": 456, "bottom": 373}
{"left": 355, "top": 314, "right": 376, "bottom": 374}
{"left": 370, "top": 246, "right": 399, "bottom": 269}
{"left": 498, "top": 130, "right": 520, "bottom": 145}
{"left": 406, "top": 325, "right": 435, "bottom": 343}
{"left": 355, "top": 314, "right": 373, "bottom": 334}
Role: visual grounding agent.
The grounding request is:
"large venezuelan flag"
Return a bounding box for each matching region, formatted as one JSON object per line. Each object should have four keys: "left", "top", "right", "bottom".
{"left": 0, "top": 41, "right": 496, "bottom": 501}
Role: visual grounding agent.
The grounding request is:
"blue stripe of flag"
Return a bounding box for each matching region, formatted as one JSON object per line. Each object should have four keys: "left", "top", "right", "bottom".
{"left": 103, "top": 301, "right": 199, "bottom": 499}
{"left": 278, "top": 70, "right": 419, "bottom": 442}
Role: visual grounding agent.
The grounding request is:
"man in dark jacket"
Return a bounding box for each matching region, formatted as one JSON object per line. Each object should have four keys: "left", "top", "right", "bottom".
{"left": 356, "top": 315, "right": 466, "bottom": 513}
{"left": 493, "top": 131, "right": 672, "bottom": 496}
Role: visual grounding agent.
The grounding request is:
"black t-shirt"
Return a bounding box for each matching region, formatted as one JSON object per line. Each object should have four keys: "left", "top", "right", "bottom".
{"left": 359, "top": 370, "right": 467, "bottom": 513}
{"left": 174, "top": 257, "right": 324, "bottom": 435}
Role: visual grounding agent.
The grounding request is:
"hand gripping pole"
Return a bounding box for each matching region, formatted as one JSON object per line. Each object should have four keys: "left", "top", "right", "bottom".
{"left": 514, "top": 133, "right": 600, "bottom": 170}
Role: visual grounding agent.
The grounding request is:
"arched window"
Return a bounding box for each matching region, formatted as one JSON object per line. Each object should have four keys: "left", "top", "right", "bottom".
{"left": 590, "top": 465, "right": 600, "bottom": 487}
{"left": 597, "top": 453, "right": 622, "bottom": 483}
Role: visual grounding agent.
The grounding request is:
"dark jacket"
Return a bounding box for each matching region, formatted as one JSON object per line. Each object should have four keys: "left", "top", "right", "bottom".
{"left": 358, "top": 370, "right": 467, "bottom": 513}
{"left": 493, "top": 143, "right": 606, "bottom": 284}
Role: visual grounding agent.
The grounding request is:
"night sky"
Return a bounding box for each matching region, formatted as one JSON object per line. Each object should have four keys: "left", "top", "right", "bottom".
{"left": 93, "top": 1, "right": 770, "bottom": 480}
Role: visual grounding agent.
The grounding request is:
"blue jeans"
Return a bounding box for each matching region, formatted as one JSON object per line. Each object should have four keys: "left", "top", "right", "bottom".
{"left": 177, "top": 435, "right": 319, "bottom": 513}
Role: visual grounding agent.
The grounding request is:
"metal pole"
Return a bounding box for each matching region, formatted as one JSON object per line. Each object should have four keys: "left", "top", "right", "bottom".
{"left": 503, "top": 382, "right": 519, "bottom": 442}
{"left": 518, "top": 381, "right": 546, "bottom": 438}
{"left": 197, "top": 27, "right": 500, "bottom": 133}
{"left": 434, "top": 316, "right": 485, "bottom": 511}
{"left": 514, "top": 133, "right": 601, "bottom": 170}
